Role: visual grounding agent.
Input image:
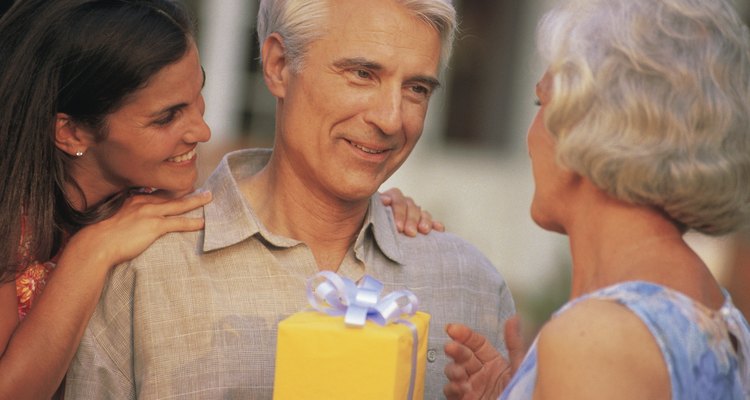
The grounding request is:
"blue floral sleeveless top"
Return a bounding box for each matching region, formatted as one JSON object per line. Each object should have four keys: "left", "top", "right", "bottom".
{"left": 501, "top": 281, "right": 750, "bottom": 400}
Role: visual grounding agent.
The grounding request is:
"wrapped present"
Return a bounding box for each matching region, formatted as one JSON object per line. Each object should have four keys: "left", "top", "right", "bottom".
{"left": 273, "top": 271, "right": 430, "bottom": 400}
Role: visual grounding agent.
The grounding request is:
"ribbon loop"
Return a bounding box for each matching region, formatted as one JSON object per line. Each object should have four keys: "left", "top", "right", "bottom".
{"left": 306, "top": 271, "right": 419, "bottom": 327}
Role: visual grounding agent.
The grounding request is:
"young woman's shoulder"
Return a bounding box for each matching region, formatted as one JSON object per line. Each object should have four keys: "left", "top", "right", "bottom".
{"left": 533, "top": 298, "right": 670, "bottom": 400}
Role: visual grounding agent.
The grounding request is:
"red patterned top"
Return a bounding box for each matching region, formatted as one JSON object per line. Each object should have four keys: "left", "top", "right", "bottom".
{"left": 16, "top": 261, "right": 61, "bottom": 321}
{"left": 12, "top": 218, "right": 69, "bottom": 399}
{"left": 14, "top": 218, "right": 65, "bottom": 321}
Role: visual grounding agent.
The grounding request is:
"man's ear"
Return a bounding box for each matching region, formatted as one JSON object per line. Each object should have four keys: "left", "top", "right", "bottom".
{"left": 261, "top": 32, "right": 290, "bottom": 99}
{"left": 54, "top": 113, "right": 93, "bottom": 157}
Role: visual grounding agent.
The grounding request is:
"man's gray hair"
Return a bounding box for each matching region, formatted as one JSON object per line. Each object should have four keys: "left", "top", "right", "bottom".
{"left": 257, "top": 0, "right": 456, "bottom": 72}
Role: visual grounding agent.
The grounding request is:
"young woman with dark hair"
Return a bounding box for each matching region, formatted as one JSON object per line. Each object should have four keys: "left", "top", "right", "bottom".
{"left": 0, "top": 1, "right": 439, "bottom": 397}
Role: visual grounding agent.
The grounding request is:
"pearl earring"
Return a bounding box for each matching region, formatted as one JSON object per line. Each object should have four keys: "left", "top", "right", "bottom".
{"left": 75, "top": 150, "right": 84, "bottom": 157}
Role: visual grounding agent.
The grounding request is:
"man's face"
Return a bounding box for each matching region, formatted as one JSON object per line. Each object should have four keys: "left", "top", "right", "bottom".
{"left": 274, "top": 0, "right": 442, "bottom": 203}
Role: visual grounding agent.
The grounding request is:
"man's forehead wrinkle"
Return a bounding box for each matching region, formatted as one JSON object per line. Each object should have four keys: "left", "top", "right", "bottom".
{"left": 340, "top": 29, "right": 441, "bottom": 60}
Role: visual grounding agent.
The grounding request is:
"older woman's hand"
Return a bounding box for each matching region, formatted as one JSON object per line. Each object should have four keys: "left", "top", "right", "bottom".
{"left": 380, "top": 187, "right": 445, "bottom": 236}
{"left": 443, "top": 316, "right": 525, "bottom": 400}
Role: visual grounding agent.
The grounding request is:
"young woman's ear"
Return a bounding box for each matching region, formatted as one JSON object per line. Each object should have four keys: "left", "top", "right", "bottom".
{"left": 261, "top": 32, "right": 290, "bottom": 99}
{"left": 54, "top": 113, "right": 92, "bottom": 157}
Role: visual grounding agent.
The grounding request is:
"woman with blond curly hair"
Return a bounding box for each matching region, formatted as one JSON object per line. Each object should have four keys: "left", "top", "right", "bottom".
{"left": 443, "top": 0, "right": 750, "bottom": 398}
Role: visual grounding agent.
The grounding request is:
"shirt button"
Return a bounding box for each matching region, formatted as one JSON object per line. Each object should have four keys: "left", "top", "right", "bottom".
{"left": 426, "top": 348, "right": 437, "bottom": 363}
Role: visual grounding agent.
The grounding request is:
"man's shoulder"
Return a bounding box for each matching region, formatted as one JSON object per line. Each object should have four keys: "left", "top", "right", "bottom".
{"left": 396, "top": 229, "right": 485, "bottom": 258}
{"left": 123, "top": 219, "right": 204, "bottom": 268}
{"left": 381, "top": 228, "right": 515, "bottom": 333}
{"left": 391, "top": 230, "right": 504, "bottom": 281}
{"left": 369, "top": 197, "right": 501, "bottom": 275}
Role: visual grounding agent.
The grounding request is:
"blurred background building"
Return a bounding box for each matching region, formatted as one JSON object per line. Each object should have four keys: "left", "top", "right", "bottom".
{"left": 184, "top": 0, "right": 750, "bottom": 340}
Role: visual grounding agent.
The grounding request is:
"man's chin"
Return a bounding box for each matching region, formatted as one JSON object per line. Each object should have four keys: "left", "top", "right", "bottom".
{"left": 332, "top": 186, "right": 380, "bottom": 205}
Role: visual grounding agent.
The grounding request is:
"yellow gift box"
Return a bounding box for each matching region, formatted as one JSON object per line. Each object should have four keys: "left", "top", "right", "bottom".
{"left": 273, "top": 310, "right": 430, "bottom": 400}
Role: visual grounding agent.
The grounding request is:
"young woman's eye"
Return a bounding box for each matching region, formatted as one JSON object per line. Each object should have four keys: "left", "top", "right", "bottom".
{"left": 154, "top": 110, "right": 178, "bottom": 126}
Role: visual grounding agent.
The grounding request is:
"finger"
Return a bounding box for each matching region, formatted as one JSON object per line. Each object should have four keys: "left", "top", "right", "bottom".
{"left": 503, "top": 315, "right": 525, "bottom": 374}
{"left": 149, "top": 191, "right": 212, "bottom": 217}
{"left": 143, "top": 189, "right": 177, "bottom": 200}
{"left": 432, "top": 220, "right": 446, "bottom": 232}
{"left": 444, "top": 380, "right": 478, "bottom": 400}
{"left": 379, "top": 187, "right": 403, "bottom": 208}
{"left": 416, "top": 212, "right": 446, "bottom": 233}
{"left": 125, "top": 192, "right": 171, "bottom": 206}
{"left": 443, "top": 361, "right": 469, "bottom": 382}
{"left": 401, "top": 198, "right": 421, "bottom": 237}
{"left": 448, "top": 324, "right": 503, "bottom": 366}
{"left": 443, "top": 381, "right": 468, "bottom": 400}
{"left": 157, "top": 216, "right": 206, "bottom": 234}
{"left": 446, "top": 323, "right": 477, "bottom": 345}
{"left": 417, "top": 210, "right": 433, "bottom": 234}
{"left": 178, "top": 190, "right": 212, "bottom": 212}
{"left": 459, "top": 328, "right": 492, "bottom": 356}
{"left": 382, "top": 191, "right": 408, "bottom": 233}
{"left": 444, "top": 340, "right": 474, "bottom": 364}
{"left": 444, "top": 341, "right": 485, "bottom": 376}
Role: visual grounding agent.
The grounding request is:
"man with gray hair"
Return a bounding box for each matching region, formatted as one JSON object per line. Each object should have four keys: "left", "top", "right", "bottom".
{"left": 66, "top": 0, "right": 514, "bottom": 398}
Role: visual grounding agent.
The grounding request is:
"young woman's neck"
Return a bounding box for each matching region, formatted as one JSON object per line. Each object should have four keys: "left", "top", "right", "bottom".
{"left": 64, "top": 165, "right": 123, "bottom": 212}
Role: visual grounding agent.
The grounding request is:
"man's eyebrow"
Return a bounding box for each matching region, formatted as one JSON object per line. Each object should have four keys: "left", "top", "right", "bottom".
{"left": 333, "top": 57, "right": 382, "bottom": 71}
{"left": 333, "top": 57, "right": 441, "bottom": 89}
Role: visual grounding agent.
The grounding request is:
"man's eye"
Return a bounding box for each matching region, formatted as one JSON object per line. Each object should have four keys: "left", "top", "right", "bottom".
{"left": 354, "top": 69, "right": 371, "bottom": 79}
{"left": 411, "top": 85, "right": 430, "bottom": 96}
{"left": 406, "top": 85, "right": 432, "bottom": 100}
{"left": 533, "top": 98, "right": 542, "bottom": 106}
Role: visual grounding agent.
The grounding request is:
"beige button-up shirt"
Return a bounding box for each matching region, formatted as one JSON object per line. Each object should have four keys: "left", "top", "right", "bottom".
{"left": 65, "top": 148, "right": 515, "bottom": 399}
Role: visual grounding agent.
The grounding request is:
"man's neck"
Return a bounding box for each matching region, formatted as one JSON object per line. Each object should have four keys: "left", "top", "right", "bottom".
{"left": 239, "top": 160, "right": 370, "bottom": 271}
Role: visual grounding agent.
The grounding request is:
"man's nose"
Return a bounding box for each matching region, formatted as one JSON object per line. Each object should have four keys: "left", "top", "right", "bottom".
{"left": 364, "top": 86, "right": 403, "bottom": 136}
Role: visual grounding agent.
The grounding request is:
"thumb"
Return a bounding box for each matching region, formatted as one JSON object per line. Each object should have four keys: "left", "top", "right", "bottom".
{"left": 503, "top": 315, "right": 525, "bottom": 374}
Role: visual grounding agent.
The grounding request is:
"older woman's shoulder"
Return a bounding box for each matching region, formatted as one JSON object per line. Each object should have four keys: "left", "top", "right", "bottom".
{"left": 534, "top": 297, "right": 669, "bottom": 399}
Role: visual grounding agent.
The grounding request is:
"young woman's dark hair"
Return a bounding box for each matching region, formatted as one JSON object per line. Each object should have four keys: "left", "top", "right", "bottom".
{"left": 0, "top": 1, "right": 13, "bottom": 18}
{"left": 0, "top": 0, "right": 195, "bottom": 282}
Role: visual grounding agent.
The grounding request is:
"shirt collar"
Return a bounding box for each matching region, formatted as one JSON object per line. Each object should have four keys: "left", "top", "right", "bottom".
{"left": 201, "top": 148, "right": 407, "bottom": 264}
{"left": 356, "top": 194, "right": 407, "bottom": 265}
{"left": 201, "top": 149, "right": 270, "bottom": 252}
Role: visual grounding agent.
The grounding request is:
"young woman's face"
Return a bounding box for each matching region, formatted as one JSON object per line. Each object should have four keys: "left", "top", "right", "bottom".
{"left": 78, "top": 42, "right": 210, "bottom": 200}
